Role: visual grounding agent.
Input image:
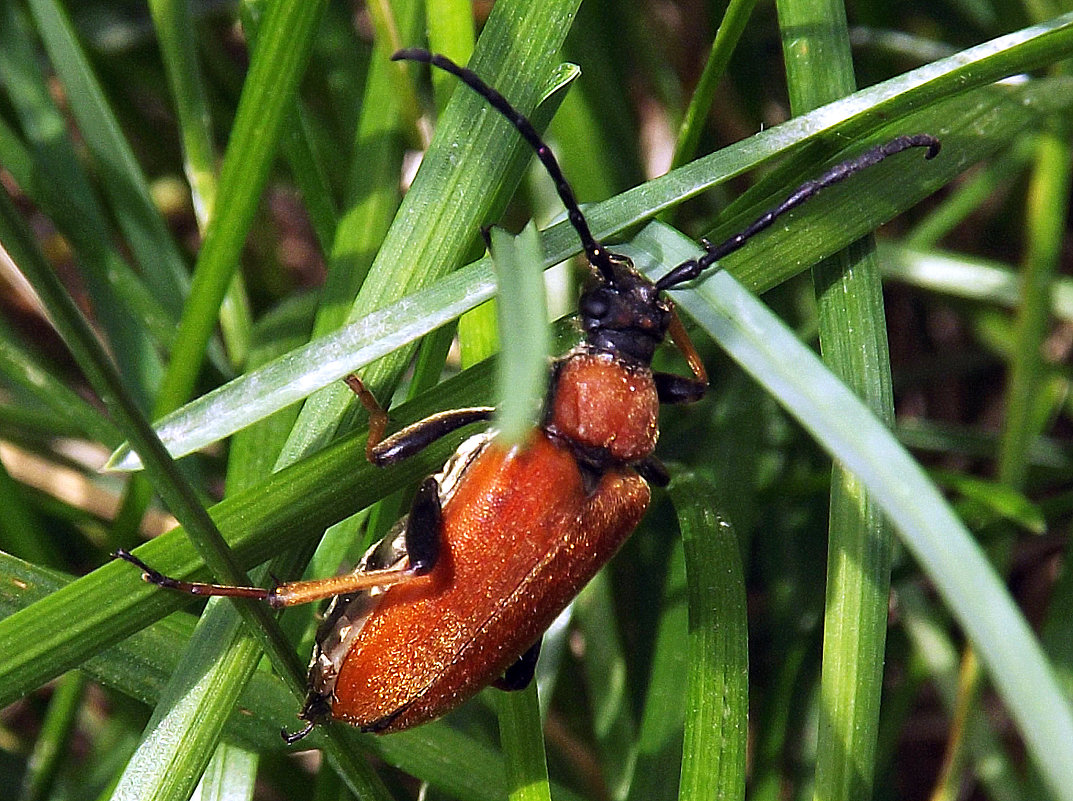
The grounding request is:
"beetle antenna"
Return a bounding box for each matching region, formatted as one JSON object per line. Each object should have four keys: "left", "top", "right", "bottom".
{"left": 391, "top": 48, "right": 619, "bottom": 282}
{"left": 654, "top": 134, "right": 941, "bottom": 291}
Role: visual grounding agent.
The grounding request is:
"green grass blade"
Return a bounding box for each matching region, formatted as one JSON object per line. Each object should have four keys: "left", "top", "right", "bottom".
{"left": 147, "top": 0, "right": 218, "bottom": 224}
{"left": 0, "top": 2, "right": 163, "bottom": 407}
{"left": 620, "top": 222, "right": 1073, "bottom": 801}
{"left": 111, "top": 321, "right": 305, "bottom": 801}
{"left": 25, "top": 0, "right": 191, "bottom": 316}
{"left": 998, "top": 128, "right": 1072, "bottom": 487}
{"left": 669, "top": 0, "right": 757, "bottom": 170}
{"left": 575, "top": 572, "right": 637, "bottom": 799}
{"left": 670, "top": 476, "right": 748, "bottom": 801}
{"left": 105, "top": 261, "right": 498, "bottom": 470}
{"left": 110, "top": 598, "right": 266, "bottom": 801}
{"left": 0, "top": 316, "right": 122, "bottom": 449}
{"left": 491, "top": 223, "right": 550, "bottom": 445}
{"left": 309, "top": 0, "right": 419, "bottom": 341}
{"left": 494, "top": 686, "right": 552, "bottom": 801}
{"left": 880, "top": 243, "right": 1073, "bottom": 319}
{"left": 191, "top": 746, "right": 258, "bottom": 801}
{"left": 627, "top": 544, "right": 687, "bottom": 801}
{"left": 425, "top": 0, "right": 476, "bottom": 108}
{"left": 19, "top": 670, "right": 85, "bottom": 801}
{"left": 776, "top": 0, "right": 894, "bottom": 798}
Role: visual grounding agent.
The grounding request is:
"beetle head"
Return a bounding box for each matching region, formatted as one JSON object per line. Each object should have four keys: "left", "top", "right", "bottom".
{"left": 578, "top": 252, "right": 672, "bottom": 366}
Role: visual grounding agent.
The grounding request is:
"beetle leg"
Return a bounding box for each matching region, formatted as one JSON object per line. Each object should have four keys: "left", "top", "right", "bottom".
{"left": 667, "top": 307, "right": 708, "bottom": 385}
{"left": 653, "top": 372, "right": 707, "bottom": 405}
{"left": 654, "top": 307, "right": 707, "bottom": 405}
{"left": 405, "top": 476, "right": 442, "bottom": 575}
{"left": 635, "top": 456, "right": 671, "bottom": 488}
{"left": 493, "top": 639, "right": 542, "bottom": 691}
{"left": 113, "top": 549, "right": 424, "bottom": 609}
{"left": 344, "top": 374, "right": 494, "bottom": 466}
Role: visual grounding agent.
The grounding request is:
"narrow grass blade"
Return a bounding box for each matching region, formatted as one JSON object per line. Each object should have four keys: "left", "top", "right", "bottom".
{"left": 190, "top": 746, "right": 258, "bottom": 801}
{"left": 669, "top": 0, "right": 757, "bottom": 170}
{"left": 494, "top": 686, "right": 552, "bottom": 801}
{"left": 110, "top": 597, "right": 266, "bottom": 801}
{"left": 670, "top": 476, "right": 748, "bottom": 801}
{"left": 310, "top": 0, "right": 420, "bottom": 340}
{"left": 491, "top": 223, "right": 550, "bottom": 445}
{"left": 105, "top": 261, "right": 498, "bottom": 470}
{"left": 776, "top": 0, "right": 894, "bottom": 797}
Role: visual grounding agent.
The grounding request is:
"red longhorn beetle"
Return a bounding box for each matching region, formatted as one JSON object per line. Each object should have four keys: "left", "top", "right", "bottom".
{"left": 115, "top": 48, "right": 940, "bottom": 743}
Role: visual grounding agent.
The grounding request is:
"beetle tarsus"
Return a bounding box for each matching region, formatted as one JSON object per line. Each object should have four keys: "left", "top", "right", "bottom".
{"left": 113, "top": 549, "right": 176, "bottom": 589}
{"left": 281, "top": 719, "right": 316, "bottom": 745}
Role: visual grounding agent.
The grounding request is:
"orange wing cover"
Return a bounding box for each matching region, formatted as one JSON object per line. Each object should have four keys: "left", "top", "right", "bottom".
{"left": 331, "top": 431, "right": 650, "bottom": 732}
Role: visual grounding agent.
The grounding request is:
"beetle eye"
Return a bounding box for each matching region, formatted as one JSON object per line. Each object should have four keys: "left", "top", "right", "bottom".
{"left": 580, "top": 291, "right": 610, "bottom": 320}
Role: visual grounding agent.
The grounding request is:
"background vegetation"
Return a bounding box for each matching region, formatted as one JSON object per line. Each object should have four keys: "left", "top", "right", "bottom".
{"left": 0, "top": 0, "right": 1071, "bottom": 800}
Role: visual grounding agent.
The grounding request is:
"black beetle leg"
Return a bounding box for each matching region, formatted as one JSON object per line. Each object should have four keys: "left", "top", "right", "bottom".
{"left": 405, "top": 476, "right": 443, "bottom": 575}
{"left": 344, "top": 374, "right": 494, "bottom": 466}
{"left": 653, "top": 372, "right": 707, "bottom": 406}
{"left": 493, "top": 639, "right": 542, "bottom": 691}
{"left": 635, "top": 456, "right": 671, "bottom": 488}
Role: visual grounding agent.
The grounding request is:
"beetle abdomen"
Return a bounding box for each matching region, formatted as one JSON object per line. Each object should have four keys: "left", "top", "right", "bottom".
{"left": 329, "top": 431, "right": 649, "bottom": 732}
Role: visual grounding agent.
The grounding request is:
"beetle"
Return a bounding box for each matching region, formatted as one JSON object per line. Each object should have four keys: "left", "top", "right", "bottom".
{"left": 115, "top": 48, "right": 940, "bottom": 743}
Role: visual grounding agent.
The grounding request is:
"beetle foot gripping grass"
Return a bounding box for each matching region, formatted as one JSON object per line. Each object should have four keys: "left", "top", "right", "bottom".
{"left": 115, "top": 48, "right": 939, "bottom": 743}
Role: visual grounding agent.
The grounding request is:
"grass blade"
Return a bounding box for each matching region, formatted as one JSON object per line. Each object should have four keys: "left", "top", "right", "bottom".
{"left": 670, "top": 476, "right": 748, "bottom": 801}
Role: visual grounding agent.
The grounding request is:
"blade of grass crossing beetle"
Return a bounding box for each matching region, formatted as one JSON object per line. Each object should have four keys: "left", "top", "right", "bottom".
{"left": 491, "top": 223, "right": 550, "bottom": 445}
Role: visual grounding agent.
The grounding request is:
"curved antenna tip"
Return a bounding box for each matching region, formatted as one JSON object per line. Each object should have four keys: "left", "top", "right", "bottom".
{"left": 391, "top": 47, "right": 430, "bottom": 63}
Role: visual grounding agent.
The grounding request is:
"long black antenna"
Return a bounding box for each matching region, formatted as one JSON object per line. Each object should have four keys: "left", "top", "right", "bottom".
{"left": 393, "top": 48, "right": 940, "bottom": 294}
{"left": 392, "top": 48, "right": 619, "bottom": 282}
{"left": 655, "top": 134, "right": 941, "bottom": 290}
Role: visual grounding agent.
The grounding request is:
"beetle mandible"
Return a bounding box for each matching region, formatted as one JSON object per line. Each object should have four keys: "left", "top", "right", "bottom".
{"left": 116, "top": 48, "right": 940, "bottom": 743}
